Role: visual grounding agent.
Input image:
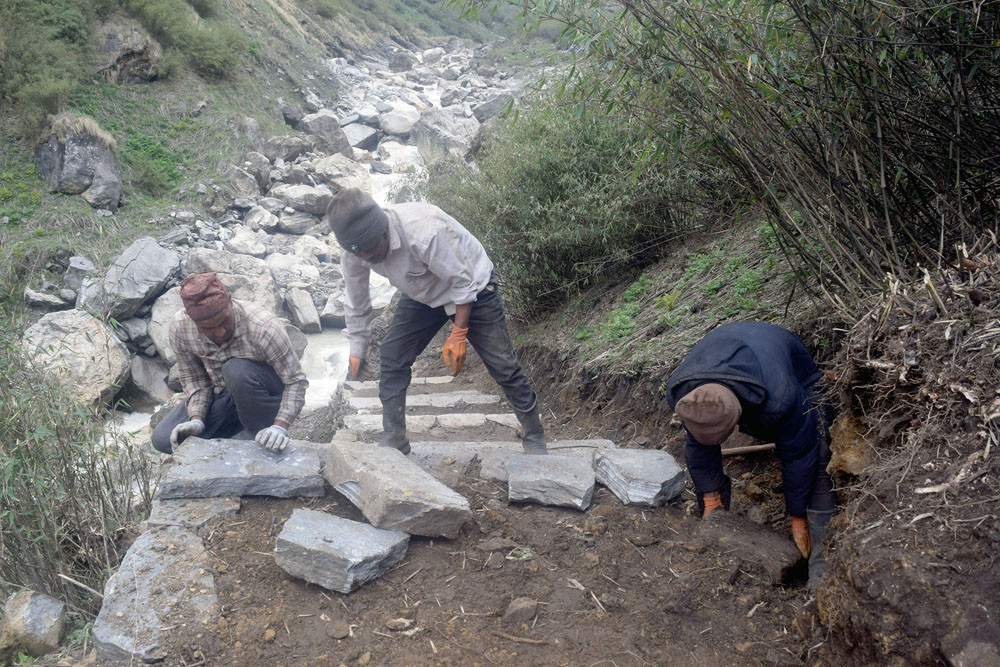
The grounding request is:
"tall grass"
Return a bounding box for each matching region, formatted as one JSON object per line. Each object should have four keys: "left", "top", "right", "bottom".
{"left": 0, "top": 316, "right": 154, "bottom": 612}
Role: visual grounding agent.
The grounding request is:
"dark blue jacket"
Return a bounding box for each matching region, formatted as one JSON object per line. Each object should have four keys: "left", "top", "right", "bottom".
{"left": 665, "top": 322, "right": 822, "bottom": 517}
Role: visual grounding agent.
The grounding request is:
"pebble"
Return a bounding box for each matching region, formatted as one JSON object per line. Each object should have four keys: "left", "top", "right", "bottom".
{"left": 385, "top": 617, "right": 413, "bottom": 631}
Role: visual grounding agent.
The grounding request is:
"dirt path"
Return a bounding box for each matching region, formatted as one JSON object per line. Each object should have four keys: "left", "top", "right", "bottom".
{"left": 147, "top": 344, "right": 819, "bottom": 667}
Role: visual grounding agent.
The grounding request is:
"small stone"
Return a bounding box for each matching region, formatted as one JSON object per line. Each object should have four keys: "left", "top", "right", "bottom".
{"left": 263, "top": 628, "right": 276, "bottom": 642}
{"left": 385, "top": 618, "right": 413, "bottom": 631}
{"left": 502, "top": 598, "right": 538, "bottom": 626}
{"left": 327, "top": 621, "right": 350, "bottom": 639}
{"left": 358, "top": 651, "right": 372, "bottom": 665}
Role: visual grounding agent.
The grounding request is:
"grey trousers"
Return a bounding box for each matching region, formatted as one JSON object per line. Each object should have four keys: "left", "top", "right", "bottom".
{"left": 378, "top": 284, "right": 538, "bottom": 413}
{"left": 151, "top": 358, "right": 284, "bottom": 454}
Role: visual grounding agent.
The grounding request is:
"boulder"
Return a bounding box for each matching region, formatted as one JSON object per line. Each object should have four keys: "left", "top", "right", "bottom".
{"left": 225, "top": 226, "right": 267, "bottom": 257}
{"left": 244, "top": 205, "right": 280, "bottom": 233}
{"left": 265, "top": 253, "right": 321, "bottom": 290}
{"left": 389, "top": 52, "right": 417, "bottom": 72}
{"left": 285, "top": 288, "right": 322, "bottom": 333}
{"left": 185, "top": 247, "right": 280, "bottom": 313}
{"left": 472, "top": 93, "right": 514, "bottom": 123}
{"left": 263, "top": 135, "right": 311, "bottom": 162}
{"left": 64, "top": 256, "right": 95, "bottom": 291}
{"left": 411, "top": 108, "right": 480, "bottom": 164}
{"left": 128, "top": 355, "right": 173, "bottom": 403}
{"left": 342, "top": 123, "right": 380, "bottom": 151}
{"left": 228, "top": 166, "right": 259, "bottom": 198}
{"left": 379, "top": 107, "right": 420, "bottom": 137}
{"left": 244, "top": 151, "right": 271, "bottom": 191}
{"left": 0, "top": 591, "right": 64, "bottom": 660}
{"left": 91, "top": 15, "right": 163, "bottom": 84}
{"left": 21, "top": 309, "right": 130, "bottom": 406}
{"left": 148, "top": 286, "right": 184, "bottom": 365}
{"left": 35, "top": 116, "right": 122, "bottom": 210}
{"left": 269, "top": 183, "right": 334, "bottom": 217}
{"left": 422, "top": 47, "right": 445, "bottom": 64}
{"left": 300, "top": 109, "right": 352, "bottom": 156}
{"left": 77, "top": 236, "right": 180, "bottom": 320}
{"left": 312, "top": 153, "right": 372, "bottom": 193}
{"left": 278, "top": 210, "right": 319, "bottom": 235}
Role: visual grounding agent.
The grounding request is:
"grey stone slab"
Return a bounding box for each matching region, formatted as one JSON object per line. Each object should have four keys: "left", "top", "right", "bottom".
{"left": 343, "top": 376, "right": 453, "bottom": 392}
{"left": 343, "top": 414, "right": 437, "bottom": 434}
{"left": 160, "top": 438, "right": 324, "bottom": 499}
{"left": 507, "top": 455, "right": 596, "bottom": 510}
{"left": 146, "top": 497, "right": 241, "bottom": 529}
{"left": 323, "top": 439, "right": 472, "bottom": 538}
{"left": 92, "top": 526, "right": 218, "bottom": 663}
{"left": 406, "top": 442, "right": 480, "bottom": 485}
{"left": 479, "top": 439, "right": 617, "bottom": 482}
{"left": 595, "top": 449, "right": 686, "bottom": 506}
{"left": 274, "top": 508, "right": 409, "bottom": 594}
{"left": 347, "top": 390, "right": 500, "bottom": 411}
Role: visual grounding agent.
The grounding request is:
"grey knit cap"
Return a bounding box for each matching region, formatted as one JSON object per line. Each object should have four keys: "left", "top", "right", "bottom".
{"left": 326, "top": 188, "right": 388, "bottom": 254}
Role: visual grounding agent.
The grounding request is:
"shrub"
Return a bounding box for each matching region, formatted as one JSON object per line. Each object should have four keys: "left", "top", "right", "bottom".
{"left": 0, "top": 323, "right": 153, "bottom": 612}
{"left": 420, "top": 95, "right": 716, "bottom": 317}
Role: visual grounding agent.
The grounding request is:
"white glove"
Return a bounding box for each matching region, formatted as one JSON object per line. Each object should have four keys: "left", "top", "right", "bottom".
{"left": 255, "top": 424, "right": 289, "bottom": 452}
{"left": 169, "top": 419, "right": 205, "bottom": 447}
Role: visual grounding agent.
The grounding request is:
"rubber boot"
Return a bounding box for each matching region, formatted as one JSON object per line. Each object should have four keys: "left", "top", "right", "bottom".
{"left": 696, "top": 475, "right": 732, "bottom": 518}
{"left": 379, "top": 393, "right": 410, "bottom": 455}
{"left": 806, "top": 508, "right": 836, "bottom": 589}
{"left": 513, "top": 405, "right": 547, "bottom": 454}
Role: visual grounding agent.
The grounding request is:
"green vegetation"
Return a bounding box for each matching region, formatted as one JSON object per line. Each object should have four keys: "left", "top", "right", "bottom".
{"left": 421, "top": 94, "right": 716, "bottom": 316}
{"left": 0, "top": 330, "right": 153, "bottom": 613}
{"left": 0, "top": 166, "right": 45, "bottom": 226}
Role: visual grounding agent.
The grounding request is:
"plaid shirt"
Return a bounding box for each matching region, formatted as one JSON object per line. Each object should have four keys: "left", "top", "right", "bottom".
{"left": 169, "top": 299, "right": 308, "bottom": 427}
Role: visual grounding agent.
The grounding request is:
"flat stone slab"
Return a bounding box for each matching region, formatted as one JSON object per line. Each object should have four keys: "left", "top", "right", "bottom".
{"left": 344, "top": 376, "right": 453, "bottom": 392}
{"left": 694, "top": 511, "right": 803, "bottom": 584}
{"left": 159, "top": 438, "right": 324, "bottom": 499}
{"left": 92, "top": 526, "right": 218, "bottom": 663}
{"left": 323, "top": 439, "right": 472, "bottom": 538}
{"left": 595, "top": 449, "right": 685, "bottom": 506}
{"left": 274, "top": 508, "right": 409, "bottom": 594}
{"left": 146, "top": 497, "right": 241, "bottom": 529}
{"left": 342, "top": 412, "right": 518, "bottom": 435}
{"left": 347, "top": 390, "right": 501, "bottom": 411}
{"left": 507, "top": 455, "right": 596, "bottom": 510}
{"left": 479, "top": 439, "right": 617, "bottom": 482}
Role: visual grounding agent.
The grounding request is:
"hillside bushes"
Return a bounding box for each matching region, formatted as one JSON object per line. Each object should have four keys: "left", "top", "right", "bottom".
{"left": 420, "top": 97, "right": 726, "bottom": 317}
{"left": 450, "top": 0, "right": 1000, "bottom": 302}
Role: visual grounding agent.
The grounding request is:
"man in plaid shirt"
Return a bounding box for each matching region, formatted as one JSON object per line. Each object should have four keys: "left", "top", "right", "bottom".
{"left": 150, "top": 271, "right": 308, "bottom": 454}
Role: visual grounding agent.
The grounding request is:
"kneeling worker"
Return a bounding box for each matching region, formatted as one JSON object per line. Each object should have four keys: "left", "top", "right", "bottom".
{"left": 326, "top": 188, "right": 546, "bottom": 456}
{"left": 151, "top": 271, "right": 308, "bottom": 454}
{"left": 665, "top": 321, "right": 836, "bottom": 584}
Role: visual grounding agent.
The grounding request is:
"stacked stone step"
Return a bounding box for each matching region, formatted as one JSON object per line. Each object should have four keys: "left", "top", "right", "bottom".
{"left": 338, "top": 376, "right": 687, "bottom": 512}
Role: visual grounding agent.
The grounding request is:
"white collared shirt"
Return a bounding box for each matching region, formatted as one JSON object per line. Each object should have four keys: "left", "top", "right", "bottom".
{"left": 341, "top": 202, "right": 494, "bottom": 357}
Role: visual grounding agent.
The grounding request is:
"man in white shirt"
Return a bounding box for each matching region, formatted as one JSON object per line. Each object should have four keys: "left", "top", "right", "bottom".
{"left": 327, "top": 188, "right": 546, "bottom": 456}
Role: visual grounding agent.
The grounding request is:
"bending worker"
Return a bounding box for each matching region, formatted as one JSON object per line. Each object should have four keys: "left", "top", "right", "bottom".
{"left": 151, "top": 271, "right": 308, "bottom": 454}
{"left": 665, "top": 321, "right": 836, "bottom": 584}
{"left": 326, "top": 188, "right": 546, "bottom": 456}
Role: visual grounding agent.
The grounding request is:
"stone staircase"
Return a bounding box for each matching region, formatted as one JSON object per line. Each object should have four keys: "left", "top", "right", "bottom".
{"left": 89, "top": 375, "right": 685, "bottom": 663}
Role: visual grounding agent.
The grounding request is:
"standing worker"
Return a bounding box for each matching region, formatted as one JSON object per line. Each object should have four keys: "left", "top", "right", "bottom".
{"left": 326, "top": 188, "right": 547, "bottom": 456}
{"left": 151, "top": 271, "right": 308, "bottom": 454}
{"left": 665, "top": 321, "right": 836, "bottom": 586}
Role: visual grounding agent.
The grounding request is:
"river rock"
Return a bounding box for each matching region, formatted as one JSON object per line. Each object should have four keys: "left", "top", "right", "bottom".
{"left": 312, "top": 153, "right": 372, "bottom": 193}
{"left": 410, "top": 108, "right": 480, "bottom": 164}
{"left": 21, "top": 309, "right": 130, "bottom": 406}
{"left": 147, "top": 286, "right": 183, "bottom": 364}
{"left": 0, "top": 591, "right": 64, "bottom": 660}
{"left": 185, "top": 247, "right": 279, "bottom": 313}
{"left": 269, "top": 183, "right": 334, "bottom": 216}
{"left": 77, "top": 237, "right": 180, "bottom": 320}
{"left": 300, "top": 109, "right": 352, "bottom": 156}
{"left": 286, "top": 288, "right": 322, "bottom": 333}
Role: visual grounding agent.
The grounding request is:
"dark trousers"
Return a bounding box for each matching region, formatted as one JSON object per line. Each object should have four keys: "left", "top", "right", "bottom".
{"left": 151, "top": 358, "right": 284, "bottom": 453}
{"left": 378, "top": 284, "right": 537, "bottom": 413}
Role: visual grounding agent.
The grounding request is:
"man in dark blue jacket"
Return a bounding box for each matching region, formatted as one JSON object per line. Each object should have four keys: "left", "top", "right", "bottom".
{"left": 665, "top": 321, "right": 836, "bottom": 585}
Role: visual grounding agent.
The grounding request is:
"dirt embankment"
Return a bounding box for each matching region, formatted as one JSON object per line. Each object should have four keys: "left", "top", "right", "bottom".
{"left": 515, "top": 242, "right": 1000, "bottom": 665}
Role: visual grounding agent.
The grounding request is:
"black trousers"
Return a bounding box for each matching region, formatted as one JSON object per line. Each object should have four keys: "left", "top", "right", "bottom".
{"left": 151, "top": 358, "right": 284, "bottom": 453}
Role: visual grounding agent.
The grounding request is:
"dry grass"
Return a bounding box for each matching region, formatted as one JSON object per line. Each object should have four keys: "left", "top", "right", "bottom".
{"left": 39, "top": 114, "right": 118, "bottom": 152}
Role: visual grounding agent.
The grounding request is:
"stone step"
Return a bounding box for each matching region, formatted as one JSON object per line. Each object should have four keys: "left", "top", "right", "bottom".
{"left": 595, "top": 449, "right": 685, "bottom": 507}
{"left": 343, "top": 412, "right": 520, "bottom": 434}
{"left": 507, "top": 454, "right": 596, "bottom": 511}
{"left": 159, "top": 438, "right": 324, "bottom": 500}
{"left": 405, "top": 439, "right": 617, "bottom": 484}
{"left": 347, "top": 390, "right": 501, "bottom": 412}
{"left": 343, "top": 376, "right": 453, "bottom": 393}
{"left": 274, "top": 508, "right": 409, "bottom": 594}
{"left": 323, "top": 437, "right": 473, "bottom": 539}
{"left": 92, "top": 526, "right": 218, "bottom": 663}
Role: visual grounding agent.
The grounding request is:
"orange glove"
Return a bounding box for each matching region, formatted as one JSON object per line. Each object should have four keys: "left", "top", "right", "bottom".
{"left": 349, "top": 355, "right": 364, "bottom": 380}
{"left": 441, "top": 325, "right": 468, "bottom": 376}
{"left": 702, "top": 492, "right": 724, "bottom": 518}
{"left": 792, "top": 516, "right": 811, "bottom": 558}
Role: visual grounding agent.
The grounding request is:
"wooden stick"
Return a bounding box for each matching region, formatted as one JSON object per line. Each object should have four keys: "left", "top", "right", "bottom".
{"left": 490, "top": 630, "right": 548, "bottom": 645}
{"left": 722, "top": 443, "right": 776, "bottom": 457}
{"left": 58, "top": 573, "right": 103, "bottom": 598}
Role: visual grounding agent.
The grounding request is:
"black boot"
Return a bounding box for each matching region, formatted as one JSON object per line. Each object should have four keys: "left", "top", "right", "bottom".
{"left": 513, "top": 405, "right": 547, "bottom": 454}
{"left": 379, "top": 393, "right": 410, "bottom": 455}
{"left": 806, "top": 508, "right": 836, "bottom": 589}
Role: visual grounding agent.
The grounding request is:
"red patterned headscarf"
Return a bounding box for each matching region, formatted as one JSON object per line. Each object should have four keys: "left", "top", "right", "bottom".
{"left": 180, "top": 271, "right": 232, "bottom": 321}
